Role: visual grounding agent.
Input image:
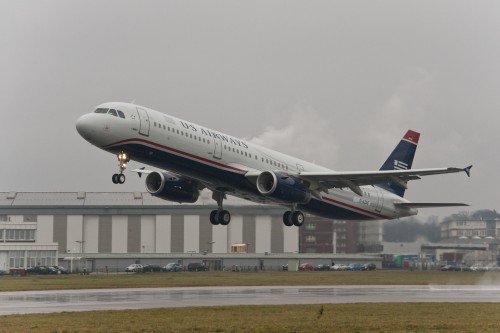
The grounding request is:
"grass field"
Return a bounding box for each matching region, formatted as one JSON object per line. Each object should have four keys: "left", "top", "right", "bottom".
{"left": 2, "top": 271, "right": 500, "bottom": 332}
{"left": 1, "top": 303, "right": 500, "bottom": 333}
{"left": 2, "top": 270, "right": 500, "bottom": 292}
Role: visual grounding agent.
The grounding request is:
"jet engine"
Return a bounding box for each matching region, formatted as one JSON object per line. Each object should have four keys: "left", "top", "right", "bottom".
{"left": 145, "top": 171, "right": 200, "bottom": 203}
{"left": 256, "top": 171, "right": 311, "bottom": 204}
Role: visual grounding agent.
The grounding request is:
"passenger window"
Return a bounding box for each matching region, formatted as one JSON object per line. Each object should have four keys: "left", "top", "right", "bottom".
{"left": 117, "top": 110, "right": 125, "bottom": 118}
{"left": 95, "top": 108, "right": 108, "bottom": 114}
{"left": 108, "top": 109, "right": 118, "bottom": 117}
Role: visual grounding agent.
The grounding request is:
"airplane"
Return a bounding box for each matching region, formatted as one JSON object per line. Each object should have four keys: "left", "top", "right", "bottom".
{"left": 76, "top": 102, "right": 472, "bottom": 227}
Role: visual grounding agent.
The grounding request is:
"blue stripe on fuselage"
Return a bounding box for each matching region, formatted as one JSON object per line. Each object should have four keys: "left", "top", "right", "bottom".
{"left": 106, "top": 141, "right": 377, "bottom": 220}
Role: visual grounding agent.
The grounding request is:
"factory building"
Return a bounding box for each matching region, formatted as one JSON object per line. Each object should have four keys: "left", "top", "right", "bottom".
{"left": 0, "top": 192, "right": 380, "bottom": 272}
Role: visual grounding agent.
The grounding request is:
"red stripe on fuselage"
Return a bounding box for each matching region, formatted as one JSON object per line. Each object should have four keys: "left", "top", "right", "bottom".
{"left": 102, "top": 138, "right": 247, "bottom": 174}
{"left": 321, "top": 196, "right": 390, "bottom": 220}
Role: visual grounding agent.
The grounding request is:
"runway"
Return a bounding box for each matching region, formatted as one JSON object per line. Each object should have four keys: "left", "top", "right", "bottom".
{"left": 1, "top": 285, "right": 500, "bottom": 315}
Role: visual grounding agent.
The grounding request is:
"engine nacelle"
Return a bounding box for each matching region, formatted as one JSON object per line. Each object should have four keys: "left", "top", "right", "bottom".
{"left": 256, "top": 171, "right": 311, "bottom": 204}
{"left": 145, "top": 171, "right": 200, "bottom": 203}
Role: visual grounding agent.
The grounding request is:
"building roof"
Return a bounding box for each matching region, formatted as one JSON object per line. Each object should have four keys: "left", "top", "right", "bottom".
{"left": 0, "top": 191, "right": 284, "bottom": 215}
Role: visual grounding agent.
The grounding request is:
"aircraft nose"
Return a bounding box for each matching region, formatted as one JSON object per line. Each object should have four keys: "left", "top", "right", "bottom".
{"left": 76, "top": 114, "right": 95, "bottom": 141}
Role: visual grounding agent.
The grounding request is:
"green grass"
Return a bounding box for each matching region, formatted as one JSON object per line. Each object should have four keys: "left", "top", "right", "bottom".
{"left": 1, "top": 303, "right": 500, "bottom": 333}
{"left": 1, "top": 270, "right": 499, "bottom": 292}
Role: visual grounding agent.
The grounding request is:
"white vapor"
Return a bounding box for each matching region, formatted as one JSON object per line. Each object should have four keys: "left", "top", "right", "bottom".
{"left": 248, "top": 105, "right": 340, "bottom": 169}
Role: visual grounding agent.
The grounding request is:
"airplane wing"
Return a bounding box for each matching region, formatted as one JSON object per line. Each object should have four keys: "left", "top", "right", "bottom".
{"left": 295, "top": 165, "right": 472, "bottom": 196}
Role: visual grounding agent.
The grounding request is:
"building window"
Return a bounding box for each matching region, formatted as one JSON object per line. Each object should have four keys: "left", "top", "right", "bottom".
{"left": 9, "top": 251, "right": 25, "bottom": 268}
{"left": 27, "top": 250, "right": 56, "bottom": 267}
{"left": 23, "top": 215, "right": 37, "bottom": 222}
{"left": 305, "top": 223, "right": 316, "bottom": 231}
{"left": 5, "top": 229, "right": 35, "bottom": 242}
{"left": 305, "top": 235, "right": 316, "bottom": 242}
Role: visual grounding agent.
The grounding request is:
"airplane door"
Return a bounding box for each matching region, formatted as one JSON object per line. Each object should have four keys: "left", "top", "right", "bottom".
{"left": 213, "top": 136, "right": 222, "bottom": 159}
{"left": 136, "top": 107, "right": 150, "bottom": 136}
{"left": 373, "top": 187, "right": 384, "bottom": 213}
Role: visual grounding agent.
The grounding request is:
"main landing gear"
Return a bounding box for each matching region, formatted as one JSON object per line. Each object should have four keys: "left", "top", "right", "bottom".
{"left": 209, "top": 191, "right": 231, "bottom": 225}
{"left": 282, "top": 206, "right": 305, "bottom": 227}
{"left": 112, "top": 151, "right": 129, "bottom": 184}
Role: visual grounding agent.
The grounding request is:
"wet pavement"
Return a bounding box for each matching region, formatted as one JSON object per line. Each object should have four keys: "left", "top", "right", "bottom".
{"left": 1, "top": 285, "right": 500, "bottom": 315}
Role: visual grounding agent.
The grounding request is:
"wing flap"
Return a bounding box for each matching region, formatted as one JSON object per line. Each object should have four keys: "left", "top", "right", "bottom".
{"left": 297, "top": 166, "right": 472, "bottom": 193}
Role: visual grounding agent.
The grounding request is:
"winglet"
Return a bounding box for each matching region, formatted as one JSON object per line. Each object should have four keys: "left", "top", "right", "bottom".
{"left": 464, "top": 165, "right": 472, "bottom": 177}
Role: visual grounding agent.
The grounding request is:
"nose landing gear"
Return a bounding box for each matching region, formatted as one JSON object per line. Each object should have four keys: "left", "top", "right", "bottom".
{"left": 112, "top": 151, "right": 129, "bottom": 184}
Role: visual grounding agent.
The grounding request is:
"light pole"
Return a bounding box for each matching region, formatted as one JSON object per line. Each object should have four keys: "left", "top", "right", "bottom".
{"left": 208, "top": 241, "right": 215, "bottom": 253}
{"left": 76, "top": 240, "right": 85, "bottom": 253}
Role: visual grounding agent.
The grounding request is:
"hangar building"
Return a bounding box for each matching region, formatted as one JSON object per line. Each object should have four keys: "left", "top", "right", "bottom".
{"left": 0, "top": 191, "right": 379, "bottom": 272}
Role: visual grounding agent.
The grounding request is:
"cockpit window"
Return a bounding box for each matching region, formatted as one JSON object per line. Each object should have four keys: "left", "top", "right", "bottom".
{"left": 117, "top": 110, "right": 125, "bottom": 118}
{"left": 108, "top": 109, "right": 118, "bottom": 117}
{"left": 95, "top": 108, "right": 109, "bottom": 114}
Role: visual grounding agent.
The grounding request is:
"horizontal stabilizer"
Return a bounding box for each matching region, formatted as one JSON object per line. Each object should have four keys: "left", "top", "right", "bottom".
{"left": 394, "top": 202, "right": 469, "bottom": 208}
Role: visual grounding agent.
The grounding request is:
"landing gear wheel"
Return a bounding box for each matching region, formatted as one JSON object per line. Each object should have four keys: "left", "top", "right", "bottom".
{"left": 210, "top": 210, "right": 219, "bottom": 225}
{"left": 292, "top": 211, "right": 305, "bottom": 227}
{"left": 112, "top": 173, "right": 125, "bottom": 184}
{"left": 217, "top": 210, "right": 231, "bottom": 225}
{"left": 283, "top": 211, "right": 293, "bottom": 227}
{"left": 117, "top": 174, "right": 125, "bottom": 184}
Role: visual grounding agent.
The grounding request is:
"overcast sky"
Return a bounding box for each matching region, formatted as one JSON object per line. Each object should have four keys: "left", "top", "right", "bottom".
{"left": 1, "top": 1, "right": 499, "bottom": 220}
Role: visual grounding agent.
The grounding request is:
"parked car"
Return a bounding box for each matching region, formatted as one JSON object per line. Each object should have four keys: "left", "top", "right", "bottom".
{"left": 440, "top": 264, "right": 460, "bottom": 271}
{"left": 314, "top": 264, "right": 331, "bottom": 271}
{"left": 470, "top": 264, "right": 487, "bottom": 272}
{"left": 125, "top": 264, "right": 144, "bottom": 273}
{"left": 27, "top": 266, "right": 58, "bottom": 275}
{"left": 347, "top": 263, "right": 364, "bottom": 271}
{"left": 163, "top": 263, "right": 183, "bottom": 272}
{"left": 142, "top": 264, "right": 162, "bottom": 272}
{"left": 298, "top": 263, "right": 313, "bottom": 271}
{"left": 281, "top": 264, "right": 288, "bottom": 271}
{"left": 187, "top": 263, "right": 206, "bottom": 271}
{"left": 50, "top": 266, "right": 69, "bottom": 274}
{"left": 363, "top": 263, "right": 376, "bottom": 271}
{"left": 331, "top": 264, "right": 347, "bottom": 271}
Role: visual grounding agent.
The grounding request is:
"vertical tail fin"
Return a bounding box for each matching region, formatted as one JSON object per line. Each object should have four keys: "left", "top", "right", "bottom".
{"left": 378, "top": 130, "right": 420, "bottom": 197}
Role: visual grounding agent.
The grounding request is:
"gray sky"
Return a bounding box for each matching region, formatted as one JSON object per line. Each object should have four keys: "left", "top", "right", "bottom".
{"left": 1, "top": 1, "right": 499, "bottom": 220}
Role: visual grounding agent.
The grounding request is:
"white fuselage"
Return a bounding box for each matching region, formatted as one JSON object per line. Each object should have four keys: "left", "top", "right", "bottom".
{"left": 76, "top": 102, "right": 416, "bottom": 221}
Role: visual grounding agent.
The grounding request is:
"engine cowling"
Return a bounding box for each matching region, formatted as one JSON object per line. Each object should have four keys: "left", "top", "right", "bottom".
{"left": 256, "top": 171, "right": 311, "bottom": 204}
{"left": 145, "top": 171, "right": 200, "bottom": 203}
